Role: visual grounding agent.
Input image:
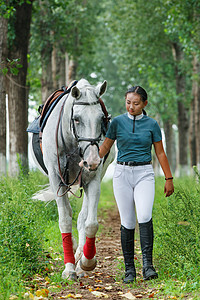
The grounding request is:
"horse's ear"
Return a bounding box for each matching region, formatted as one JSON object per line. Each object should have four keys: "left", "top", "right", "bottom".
{"left": 96, "top": 80, "right": 107, "bottom": 97}
{"left": 71, "top": 86, "right": 81, "bottom": 99}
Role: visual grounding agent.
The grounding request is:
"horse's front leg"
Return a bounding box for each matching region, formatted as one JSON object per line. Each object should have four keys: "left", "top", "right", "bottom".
{"left": 49, "top": 174, "right": 77, "bottom": 281}
{"left": 56, "top": 192, "right": 77, "bottom": 280}
{"left": 80, "top": 176, "right": 101, "bottom": 272}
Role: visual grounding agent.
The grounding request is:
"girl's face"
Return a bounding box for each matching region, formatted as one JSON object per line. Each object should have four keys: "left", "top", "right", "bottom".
{"left": 125, "top": 92, "right": 148, "bottom": 116}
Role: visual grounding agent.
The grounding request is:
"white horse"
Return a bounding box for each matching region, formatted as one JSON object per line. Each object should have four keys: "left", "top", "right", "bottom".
{"left": 31, "top": 79, "right": 115, "bottom": 280}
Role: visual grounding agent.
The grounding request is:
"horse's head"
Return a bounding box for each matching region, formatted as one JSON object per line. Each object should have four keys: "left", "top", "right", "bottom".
{"left": 70, "top": 79, "right": 107, "bottom": 171}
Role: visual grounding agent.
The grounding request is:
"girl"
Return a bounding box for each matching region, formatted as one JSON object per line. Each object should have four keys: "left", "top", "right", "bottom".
{"left": 99, "top": 86, "right": 174, "bottom": 283}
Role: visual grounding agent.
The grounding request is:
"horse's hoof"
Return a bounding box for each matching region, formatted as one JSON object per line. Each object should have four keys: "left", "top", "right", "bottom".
{"left": 80, "top": 255, "right": 97, "bottom": 271}
{"left": 62, "top": 270, "right": 77, "bottom": 281}
{"left": 76, "top": 260, "right": 89, "bottom": 278}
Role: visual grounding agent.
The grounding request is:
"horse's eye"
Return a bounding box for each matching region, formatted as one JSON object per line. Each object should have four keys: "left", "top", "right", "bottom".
{"left": 73, "top": 117, "right": 80, "bottom": 124}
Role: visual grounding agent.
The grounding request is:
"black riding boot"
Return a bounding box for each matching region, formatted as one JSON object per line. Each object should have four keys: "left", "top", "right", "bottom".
{"left": 120, "top": 225, "right": 136, "bottom": 283}
{"left": 139, "top": 219, "right": 158, "bottom": 280}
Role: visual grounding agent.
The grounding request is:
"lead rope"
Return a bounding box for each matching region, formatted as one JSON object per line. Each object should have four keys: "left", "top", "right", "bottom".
{"left": 55, "top": 99, "right": 83, "bottom": 198}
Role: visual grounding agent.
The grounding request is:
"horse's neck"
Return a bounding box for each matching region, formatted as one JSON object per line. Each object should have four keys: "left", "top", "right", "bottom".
{"left": 61, "top": 96, "right": 77, "bottom": 146}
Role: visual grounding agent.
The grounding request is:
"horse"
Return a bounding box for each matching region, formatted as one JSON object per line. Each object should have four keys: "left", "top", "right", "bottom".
{"left": 30, "top": 79, "right": 115, "bottom": 280}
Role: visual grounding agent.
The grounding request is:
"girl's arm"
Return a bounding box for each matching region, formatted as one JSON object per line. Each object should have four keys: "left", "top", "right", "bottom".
{"left": 153, "top": 140, "right": 174, "bottom": 197}
{"left": 99, "top": 137, "right": 115, "bottom": 158}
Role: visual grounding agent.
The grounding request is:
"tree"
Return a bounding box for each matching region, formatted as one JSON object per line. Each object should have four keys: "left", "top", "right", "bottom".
{"left": 101, "top": 0, "right": 178, "bottom": 172}
{"left": 6, "top": 0, "right": 33, "bottom": 175}
{"left": 0, "top": 11, "right": 8, "bottom": 175}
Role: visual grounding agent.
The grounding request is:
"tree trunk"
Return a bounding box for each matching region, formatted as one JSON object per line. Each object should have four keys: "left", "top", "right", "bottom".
{"left": 172, "top": 42, "right": 189, "bottom": 176}
{"left": 52, "top": 43, "right": 57, "bottom": 90}
{"left": 67, "top": 58, "right": 77, "bottom": 84}
{"left": 57, "top": 52, "right": 66, "bottom": 88}
{"left": 7, "top": 1, "right": 33, "bottom": 176}
{"left": 52, "top": 45, "right": 66, "bottom": 89}
{"left": 0, "top": 15, "right": 8, "bottom": 176}
{"left": 192, "top": 54, "right": 200, "bottom": 171}
{"left": 163, "top": 119, "right": 176, "bottom": 173}
{"left": 189, "top": 98, "right": 196, "bottom": 169}
{"left": 41, "top": 45, "right": 53, "bottom": 103}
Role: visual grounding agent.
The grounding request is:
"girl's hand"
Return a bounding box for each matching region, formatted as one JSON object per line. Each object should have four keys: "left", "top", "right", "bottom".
{"left": 164, "top": 180, "right": 174, "bottom": 197}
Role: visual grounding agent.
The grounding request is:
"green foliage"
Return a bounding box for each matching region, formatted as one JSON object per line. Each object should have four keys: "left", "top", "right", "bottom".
{"left": 0, "top": 1, "right": 15, "bottom": 18}
{"left": 154, "top": 177, "right": 200, "bottom": 287}
{"left": 0, "top": 172, "right": 48, "bottom": 275}
{"left": 0, "top": 58, "right": 22, "bottom": 76}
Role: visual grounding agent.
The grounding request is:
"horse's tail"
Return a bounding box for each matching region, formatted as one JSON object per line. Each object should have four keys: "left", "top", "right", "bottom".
{"left": 32, "top": 184, "right": 55, "bottom": 202}
{"left": 32, "top": 184, "right": 79, "bottom": 202}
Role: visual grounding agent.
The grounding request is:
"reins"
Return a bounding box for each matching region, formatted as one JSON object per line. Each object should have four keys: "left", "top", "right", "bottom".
{"left": 55, "top": 98, "right": 83, "bottom": 198}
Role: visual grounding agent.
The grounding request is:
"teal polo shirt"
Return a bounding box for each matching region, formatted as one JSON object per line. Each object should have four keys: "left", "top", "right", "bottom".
{"left": 106, "top": 113, "right": 162, "bottom": 162}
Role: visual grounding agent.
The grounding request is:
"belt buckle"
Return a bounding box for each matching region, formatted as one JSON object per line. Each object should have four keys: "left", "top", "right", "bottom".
{"left": 128, "top": 161, "right": 134, "bottom": 166}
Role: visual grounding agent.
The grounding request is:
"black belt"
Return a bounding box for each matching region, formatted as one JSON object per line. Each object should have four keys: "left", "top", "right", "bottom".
{"left": 117, "top": 161, "right": 151, "bottom": 166}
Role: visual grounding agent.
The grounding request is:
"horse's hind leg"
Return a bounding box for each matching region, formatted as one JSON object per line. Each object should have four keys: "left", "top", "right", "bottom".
{"left": 75, "top": 193, "right": 89, "bottom": 277}
{"left": 49, "top": 175, "right": 77, "bottom": 281}
{"left": 75, "top": 193, "right": 87, "bottom": 261}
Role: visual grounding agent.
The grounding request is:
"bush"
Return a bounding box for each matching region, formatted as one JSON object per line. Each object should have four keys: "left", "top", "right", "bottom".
{"left": 154, "top": 176, "right": 200, "bottom": 283}
{"left": 0, "top": 171, "right": 50, "bottom": 277}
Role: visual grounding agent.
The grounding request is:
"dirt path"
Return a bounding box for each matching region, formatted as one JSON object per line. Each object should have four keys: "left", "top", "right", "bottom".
{"left": 47, "top": 205, "right": 159, "bottom": 300}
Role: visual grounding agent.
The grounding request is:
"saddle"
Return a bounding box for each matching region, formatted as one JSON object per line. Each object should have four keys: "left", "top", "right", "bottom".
{"left": 27, "top": 81, "right": 110, "bottom": 175}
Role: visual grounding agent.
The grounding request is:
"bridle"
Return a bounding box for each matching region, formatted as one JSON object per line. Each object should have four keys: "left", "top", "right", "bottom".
{"left": 56, "top": 94, "right": 104, "bottom": 198}
{"left": 71, "top": 99, "right": 103, "bottom": 158}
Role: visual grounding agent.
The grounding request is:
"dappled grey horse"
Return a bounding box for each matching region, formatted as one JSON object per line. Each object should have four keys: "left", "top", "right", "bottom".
{"left": 31, "top": 79, "right": 115, "bottom": 280}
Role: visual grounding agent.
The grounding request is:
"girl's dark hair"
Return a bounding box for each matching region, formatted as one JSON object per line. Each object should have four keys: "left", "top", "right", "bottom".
{"left": 125, "top": 86, "right": 148, "bottom": 102}
{"left": 125, "top": 86, "right": 148, "bottom": 115}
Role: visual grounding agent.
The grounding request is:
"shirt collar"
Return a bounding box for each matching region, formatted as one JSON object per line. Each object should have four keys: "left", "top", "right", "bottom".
{"left": 127, "top": 112, "right": 144, "bottom": 120}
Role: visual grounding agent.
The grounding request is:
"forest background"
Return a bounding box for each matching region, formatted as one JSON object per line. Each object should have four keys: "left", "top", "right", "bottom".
{"left": 0, "top": 0, "right": 200, "bottom": 177}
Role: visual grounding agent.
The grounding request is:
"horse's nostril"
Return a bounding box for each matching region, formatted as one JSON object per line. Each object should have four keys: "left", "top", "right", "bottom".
{"left": 83, "top": 161, "right": 88, "bottom": 167}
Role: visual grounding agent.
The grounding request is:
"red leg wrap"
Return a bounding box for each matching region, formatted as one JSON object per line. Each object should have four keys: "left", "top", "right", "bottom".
{"left": 62, "top": 233, "right": 75, "bottom": 265}
{"left": 83, "top": 237, "right": 96, "bottom": 260}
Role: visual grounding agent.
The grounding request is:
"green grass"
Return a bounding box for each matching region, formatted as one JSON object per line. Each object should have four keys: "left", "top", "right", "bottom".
{"left": 1, "top": 172, "right": 200, "bottom": 299}
{"left": 152, "top": 176, "right": 200, "bottom": 297}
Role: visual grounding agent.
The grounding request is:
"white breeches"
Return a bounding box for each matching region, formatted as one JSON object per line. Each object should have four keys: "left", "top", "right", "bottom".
{"left": 113, "top": 164, "right": 155, "bottom": 229}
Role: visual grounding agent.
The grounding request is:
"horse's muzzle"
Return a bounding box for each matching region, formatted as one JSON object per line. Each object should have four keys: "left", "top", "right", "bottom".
{"left": 82, "top": 160, "right": 101, "bottom": 171}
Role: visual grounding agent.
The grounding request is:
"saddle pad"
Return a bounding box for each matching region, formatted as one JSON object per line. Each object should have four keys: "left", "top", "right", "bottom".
{"left": 32, "top": 133, "right": 48, "bottom": 174}
{"left": 27, "top": 116, "right": 40, "bottom": 134}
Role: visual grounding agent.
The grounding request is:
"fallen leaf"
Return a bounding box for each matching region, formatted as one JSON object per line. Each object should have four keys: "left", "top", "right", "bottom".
{"left": 149, "top": 293, "right": 154, "bottom": 298}
{"left": 120, "top": 292, "right": 136, "bottom": 299}
{"left": 9, "top": 296, "right": 18, "bottom": 300}
{"left": 48, "top": 285, "right": 59, "bottom": 289}
{"left": 104, "top": 285, "right": 113, "bottom": 290}
{"left": 136, "top": 295, "right": 143, "bottom": 299}
{"left": 117, "top": 256, "right": 124, "bottom": 260}
{"left": 178, "top": 221, "right": 190, "bottom": 226}
{"left": 59, "top": 294, "right": 83, "bottom": 299}
{"left": 104, "top": 256, "right": 112, "bottom": 260}
{"left": 91, "top": 291, "right": 109, "bottom": 298}
{"left": 95, "top": 279, "right": 102, "bottom": 283}
{"left": 74, "top": 295, "right": 83, "bottom": 299}
{"left": 35, "top": 289, "right": 49, "bottom": 297}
